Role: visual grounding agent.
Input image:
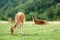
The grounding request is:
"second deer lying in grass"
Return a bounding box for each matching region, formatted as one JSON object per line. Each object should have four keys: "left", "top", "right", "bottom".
{"left": 10, "top": 12, "right": 25, "bottom": 35}
{"left": 32, "top": 16, "right": 47, "bottom": 25}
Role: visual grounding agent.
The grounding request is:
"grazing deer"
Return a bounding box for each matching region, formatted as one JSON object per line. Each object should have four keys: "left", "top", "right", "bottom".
{"left": 10, "top": 12, "right": 25, "bottom": 35}
{"left": 32, "top": 16, "right": 47, "bottom": 25}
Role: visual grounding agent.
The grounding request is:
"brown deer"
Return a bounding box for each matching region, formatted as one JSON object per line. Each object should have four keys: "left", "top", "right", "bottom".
{"left": 8, "top": 17, "right": 14, "bottom": 23}
{"left": 10, "top": 12, "right": 25, "bottom": 35}
{"left": 32, "top": 16, "right": 47, "bottom": 25}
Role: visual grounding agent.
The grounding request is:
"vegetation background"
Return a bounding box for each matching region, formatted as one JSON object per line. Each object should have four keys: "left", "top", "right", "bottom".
{"left": 0, "top": 0, "right": 60, "bottom": 21}
{"left": 0, "top": 0, "right": 60, "bottom": 40}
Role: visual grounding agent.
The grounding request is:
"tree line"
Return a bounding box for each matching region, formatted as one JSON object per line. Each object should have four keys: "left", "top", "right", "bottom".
{"left": 0, "top": 0, "right": 60, "bottom": 21}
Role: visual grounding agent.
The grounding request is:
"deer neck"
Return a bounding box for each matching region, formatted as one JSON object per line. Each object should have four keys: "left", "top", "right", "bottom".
{"left": 33, "top": 17, "right": 36, "bottom": 21}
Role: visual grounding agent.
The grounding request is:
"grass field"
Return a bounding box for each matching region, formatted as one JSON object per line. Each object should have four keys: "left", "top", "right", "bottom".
{"left": 0, "top": 21, "right": 60, "bottom": 40}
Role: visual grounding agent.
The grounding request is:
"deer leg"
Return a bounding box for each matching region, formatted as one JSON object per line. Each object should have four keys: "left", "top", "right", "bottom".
{"left": 20, "top": 23, "right": 23, "bottom": 34}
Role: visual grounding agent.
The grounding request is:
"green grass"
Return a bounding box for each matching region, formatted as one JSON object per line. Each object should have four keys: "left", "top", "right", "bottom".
{"left": 0, "top": 22, "right": 60, "bottom": 40}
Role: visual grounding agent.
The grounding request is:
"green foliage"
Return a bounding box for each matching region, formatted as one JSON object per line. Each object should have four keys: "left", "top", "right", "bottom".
{"left": 0, "top": 0, "right": 60, "bottom": 21}
{"left": 47, "top": 3, "right": 60, "bottom": 21}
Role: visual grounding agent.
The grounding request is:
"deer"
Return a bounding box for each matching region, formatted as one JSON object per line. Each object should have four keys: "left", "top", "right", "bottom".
{"left": 10, "top": 12, "right": 25, "bottom": 35}
{"left": 32, "top": 16, "right": 47, "bottom": 25}
{"left": 8, "top": 17, "right": 14, "bottom": 23}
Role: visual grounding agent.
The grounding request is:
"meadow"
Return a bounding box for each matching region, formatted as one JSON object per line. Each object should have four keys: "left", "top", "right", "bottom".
{"left": 0, "top": 21, "right": 60, "bottom": 40}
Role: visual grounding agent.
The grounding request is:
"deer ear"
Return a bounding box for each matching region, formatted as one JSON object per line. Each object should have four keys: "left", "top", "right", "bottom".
{"left": 32, "top": 15, "right": 35, "bottom": 18}
{"left": 32, "top": 15, "right": 34, "bottom": 17}
{"left": 31, "top": 15, "right": 33, "bottom": 17}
